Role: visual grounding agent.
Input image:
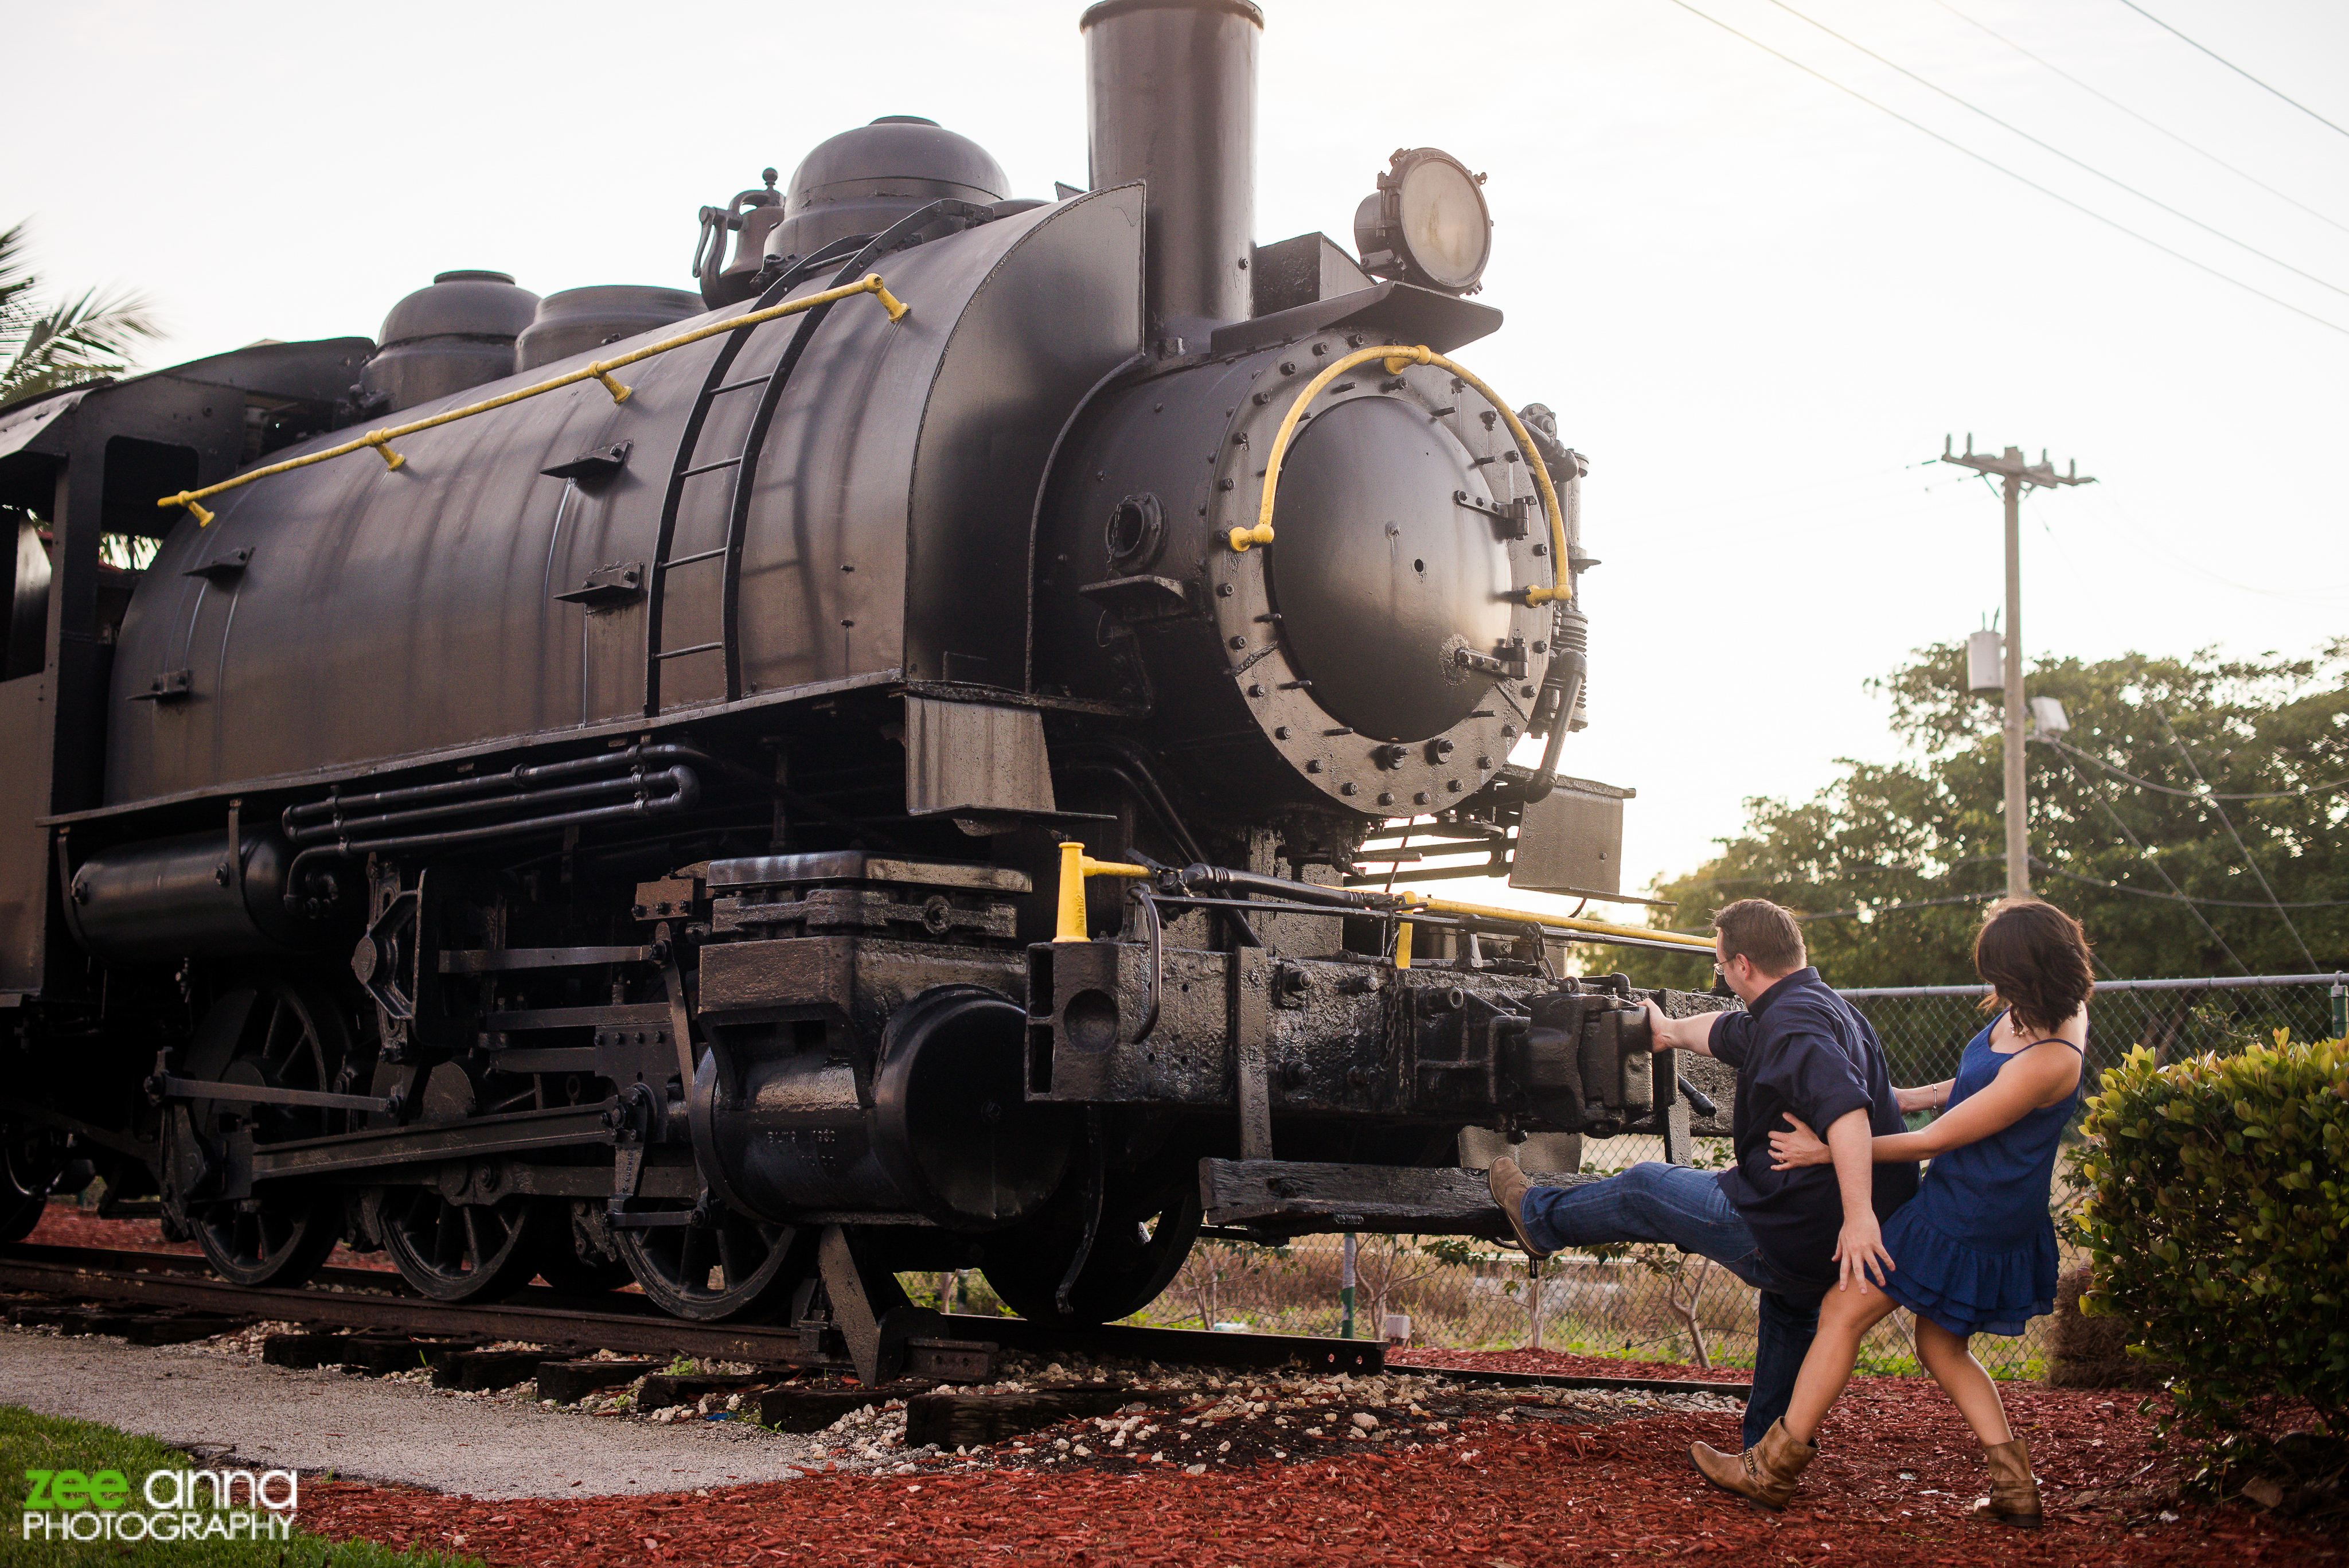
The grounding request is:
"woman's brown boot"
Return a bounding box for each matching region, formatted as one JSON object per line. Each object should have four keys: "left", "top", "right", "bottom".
{"left": 1971, "top": 1437, "right": 2043, "bottom": 1528}
{"left": 1689, "top": 1419, "right": 1817, "bottom": 1511}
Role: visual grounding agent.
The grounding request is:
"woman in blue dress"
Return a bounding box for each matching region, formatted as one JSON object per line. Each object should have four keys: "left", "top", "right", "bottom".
{"left": 1688, "top": 896, "right": 2092, "bottom": 1527}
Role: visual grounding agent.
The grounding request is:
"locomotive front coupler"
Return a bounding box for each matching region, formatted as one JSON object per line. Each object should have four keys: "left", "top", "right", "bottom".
{"left": 1026, "top": 870, "right": 1736, "bottom": 1240}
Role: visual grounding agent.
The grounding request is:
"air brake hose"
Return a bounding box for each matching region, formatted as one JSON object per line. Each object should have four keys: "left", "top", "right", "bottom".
{"left": 1520, "top": 646, "right": 1586, "bottom": 806}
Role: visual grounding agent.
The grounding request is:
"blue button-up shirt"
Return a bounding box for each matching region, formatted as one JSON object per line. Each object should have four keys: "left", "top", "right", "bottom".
{"left": 1709, "top": 967, "right": 1919, "bottom": 1289}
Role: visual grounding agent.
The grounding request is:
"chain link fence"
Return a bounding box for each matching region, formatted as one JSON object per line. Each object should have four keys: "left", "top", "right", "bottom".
{"left": 984, "top": 973, "right": 2345, "bottom": 1379}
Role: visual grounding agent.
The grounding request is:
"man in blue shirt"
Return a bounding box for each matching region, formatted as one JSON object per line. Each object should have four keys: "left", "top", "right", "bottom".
{"left": 1486, "top": 899, "right": 1918, "bottom": 1457}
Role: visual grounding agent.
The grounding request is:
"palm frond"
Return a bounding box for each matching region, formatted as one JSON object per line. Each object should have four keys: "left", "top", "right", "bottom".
{"left": 0, "top": 219, "right": 163, "bottom": 408}
{"left": 0, "top": 223, "right": 37, "bottom": 340}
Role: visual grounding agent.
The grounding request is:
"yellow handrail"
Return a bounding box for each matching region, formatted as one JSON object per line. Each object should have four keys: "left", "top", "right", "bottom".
{"left": 1398, "top": 891, "right": 1714, "bottom": 953}
{"left": 157, "top": 273, "right": 912, "bottom": 527}
{"left": 1049, "top": 840, "right": 1712, "bottom": 954}
{"left": 1227, "top": 343, "right": 1571, "bottom": 609}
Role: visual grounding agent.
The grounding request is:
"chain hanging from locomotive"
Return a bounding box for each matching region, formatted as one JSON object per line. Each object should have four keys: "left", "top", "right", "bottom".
{"left": 0, "top": 0, "right": 1726, "bottom": 1370}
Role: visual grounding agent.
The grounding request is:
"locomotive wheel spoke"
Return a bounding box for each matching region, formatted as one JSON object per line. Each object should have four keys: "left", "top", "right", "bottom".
{"left": 982, "top": 1183, "right": 1203, "bottom": 1327}
{"left": 173, "top": 979, "right": 347, "bottom": 1290}
{"left": 532, "top": 1200, "right": 631, "bottom": 1293}
{"left": 260, "top": 1000, "right": 291, "bottom": 1074}
{"left": 377, "top": 1189, "right": 538, "bottom": 1302}
{"left": 615, "top": 1206, "right": 805, "bottom": 1322}
{"left": 713, "top": 1224, "right": 743, "bottom": 1287}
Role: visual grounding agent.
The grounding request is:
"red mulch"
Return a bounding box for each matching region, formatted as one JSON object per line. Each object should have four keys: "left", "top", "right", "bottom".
{"left": 23, "top": 1203, "right": 2333, "bottom": 1562}
{"left": 1390, "top": 1347, "right": 1745, "bottom": 1383}
{"left": 290, "top": 1380, "right": 2336, "bottom": 1566}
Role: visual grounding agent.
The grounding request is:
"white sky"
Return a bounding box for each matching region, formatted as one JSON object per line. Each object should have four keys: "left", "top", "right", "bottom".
{"left": 10, "top": 0, "right": 2344, "bottom": 900}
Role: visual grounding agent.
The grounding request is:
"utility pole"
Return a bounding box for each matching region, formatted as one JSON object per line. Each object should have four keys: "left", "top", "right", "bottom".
{"left": 1940, "top": 437, "right": 2094, "bottom": 899}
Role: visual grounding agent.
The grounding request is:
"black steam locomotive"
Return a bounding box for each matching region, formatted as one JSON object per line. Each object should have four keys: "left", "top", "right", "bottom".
{"left": 0, "top": 0, "right": 1723, "bottom": 1368}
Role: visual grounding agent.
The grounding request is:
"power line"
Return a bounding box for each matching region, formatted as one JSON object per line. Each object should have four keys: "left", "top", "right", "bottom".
{"left": 1697, "top": 859, "right": 2349, "bottom": 916}
{"left": 1797, "top": 891, "right": 1997, "bottom": 922}
{"left": 2050, "top": 748, "right": 2250, "bottom": 972}
{"left": 2112, "top": 0, "right": 2349, "bottom": 142}
{"left": 2155, "top": 704, "right": 2321, "bottom": 970}
{"left": 1759, "top": 0, "right": 2349, "bottom": 300}
{"left": 2036, "top": 733, "right": 2349, "bottom": 801}
{"left": 1656, "top": 0, "right": 2349, "bottom": 336}
{"left": 2055, "top": 489, "right": 2349, "bottom": 606}
{"left": 1605, "top": 461, "right": 1925, "bottom": 526}
{"left": 1925, "top": 0, "right": 2349, "bottom": 237}
{"left": 2039, "top": 864, "right": 2349, "bottom": 910}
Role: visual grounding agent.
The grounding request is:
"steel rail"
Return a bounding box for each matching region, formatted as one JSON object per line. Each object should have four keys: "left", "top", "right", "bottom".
{"left": 2, "top": 1243, "right": 1752, "bottom": 1398}
{"left": 0, "top": 1243, "right": 1380, "bottom": 1374}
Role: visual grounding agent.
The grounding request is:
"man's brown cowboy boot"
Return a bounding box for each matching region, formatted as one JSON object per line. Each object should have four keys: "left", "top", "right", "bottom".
{"left": 1689, "top": 1419, "right": 1817, "bottom": 1512}
{"left": 1485, "top": 1157, "right": 1552, "bottom": 1261}
{"left": 1971, "top": 1438, "right": 2043, "bottom": 1528}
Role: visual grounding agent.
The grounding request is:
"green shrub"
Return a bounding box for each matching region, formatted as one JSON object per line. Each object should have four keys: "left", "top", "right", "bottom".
{"left": 2074, "top": 1031, "right": 2349, "bottom": 1440}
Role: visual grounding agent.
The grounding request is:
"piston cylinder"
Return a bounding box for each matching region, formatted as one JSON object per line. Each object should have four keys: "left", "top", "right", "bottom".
{"left": 695, "top": 985, "right": 1075, "bottom": 1229}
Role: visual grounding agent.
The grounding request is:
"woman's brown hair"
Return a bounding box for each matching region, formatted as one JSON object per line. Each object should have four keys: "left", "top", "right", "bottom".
{"left": 1973, "top": 897, "right": 2095, "bottom": 1037}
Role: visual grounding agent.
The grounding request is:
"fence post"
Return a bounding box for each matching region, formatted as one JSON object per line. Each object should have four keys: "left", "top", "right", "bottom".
{"left": 1340, "top": 1231, "right": 1357, "bottom": 1339}
{"left": 2332, "top": 978, "right": 2346, "bottom": 1041}
{"left": 1528, "top": 1258, "right": 1545, "bottom": 1351}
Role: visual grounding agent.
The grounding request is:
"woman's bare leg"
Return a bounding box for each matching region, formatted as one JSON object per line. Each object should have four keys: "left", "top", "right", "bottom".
{"left": 1779, "top": 1286, "right": 1901, "bottom": 1445}
{"left": 1914, "top": 1318, "right": 2013, "bottom": 1445}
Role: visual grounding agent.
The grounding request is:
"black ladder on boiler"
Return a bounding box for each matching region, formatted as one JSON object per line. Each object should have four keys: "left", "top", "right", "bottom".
{"left": 638, "top": 200, "right": 994, "bottom": 717}
{"left": 640, "top": 242, "right": 860, "bottom": 716}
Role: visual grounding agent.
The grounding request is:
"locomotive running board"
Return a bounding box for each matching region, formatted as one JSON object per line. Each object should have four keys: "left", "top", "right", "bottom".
{"left": 1199, "top": 1159, "right": 1600, "bottom": 1241}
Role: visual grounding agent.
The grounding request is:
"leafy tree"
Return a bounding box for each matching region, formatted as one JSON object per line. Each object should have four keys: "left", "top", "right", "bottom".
{"left": 1, "top": 220, "right": 161, "bottom": 409}
{"left": 1589, "top": 640, "right": 2349, "bottom": 988}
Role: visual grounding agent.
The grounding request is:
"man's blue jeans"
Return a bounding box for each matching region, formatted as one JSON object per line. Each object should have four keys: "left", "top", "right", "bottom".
{"left": 1520, "top": 1161, "right": 1823, "bottom": 1449}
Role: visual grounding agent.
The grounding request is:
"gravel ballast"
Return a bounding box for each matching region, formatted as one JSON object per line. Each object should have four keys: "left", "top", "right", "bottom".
{"left": 0, "top": 1325, "right": 825, "bottom": 1497}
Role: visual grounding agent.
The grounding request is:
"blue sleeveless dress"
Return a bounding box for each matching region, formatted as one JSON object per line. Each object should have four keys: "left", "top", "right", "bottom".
{"left": 1880, "top": 1016, "right": 2085, "bottom": 1338}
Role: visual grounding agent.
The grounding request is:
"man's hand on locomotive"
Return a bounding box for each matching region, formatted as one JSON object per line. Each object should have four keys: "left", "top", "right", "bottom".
{"left": 1639, "top": 998, "right": 1716, "bottom": 1057}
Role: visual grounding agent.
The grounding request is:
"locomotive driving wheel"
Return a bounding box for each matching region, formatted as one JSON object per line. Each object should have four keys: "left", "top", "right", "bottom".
{"left": 164, "top": 980, "right": 352, "bottom": 1288}
{"left": 532, "top": 1199, "right": 633, "bottom": 1294}
{"left": 0, "top": 1124, "right": 66, "bottom": 1243}
{"left": 613, "top": 1206, "right": 808, "bottom": 1321}
{"left": 372, "top": 1188, "right": 541, "bottom": 1302}
{"left": 981, "top": 1181, "right": 1202, "bottom": 1327}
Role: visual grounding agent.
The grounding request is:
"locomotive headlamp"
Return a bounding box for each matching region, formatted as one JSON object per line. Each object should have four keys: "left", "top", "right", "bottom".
{"left": 1353, "top": 147, "right": 1492, "bottom": 295}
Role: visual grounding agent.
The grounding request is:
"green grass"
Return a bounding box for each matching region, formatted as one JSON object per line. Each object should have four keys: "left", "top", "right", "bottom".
{"left": 2, "top": 1405, "right": 478, "bottom": 1567}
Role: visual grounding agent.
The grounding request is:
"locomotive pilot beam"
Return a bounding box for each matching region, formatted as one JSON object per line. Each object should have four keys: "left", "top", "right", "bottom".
{"left": 0, "top": 0, "right": 1737, "bottom": 1335}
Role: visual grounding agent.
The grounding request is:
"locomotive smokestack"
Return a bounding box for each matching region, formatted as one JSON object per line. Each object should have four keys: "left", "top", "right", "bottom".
{"left": 1081, "top": 0, "right": 1261, "bottom": 345}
